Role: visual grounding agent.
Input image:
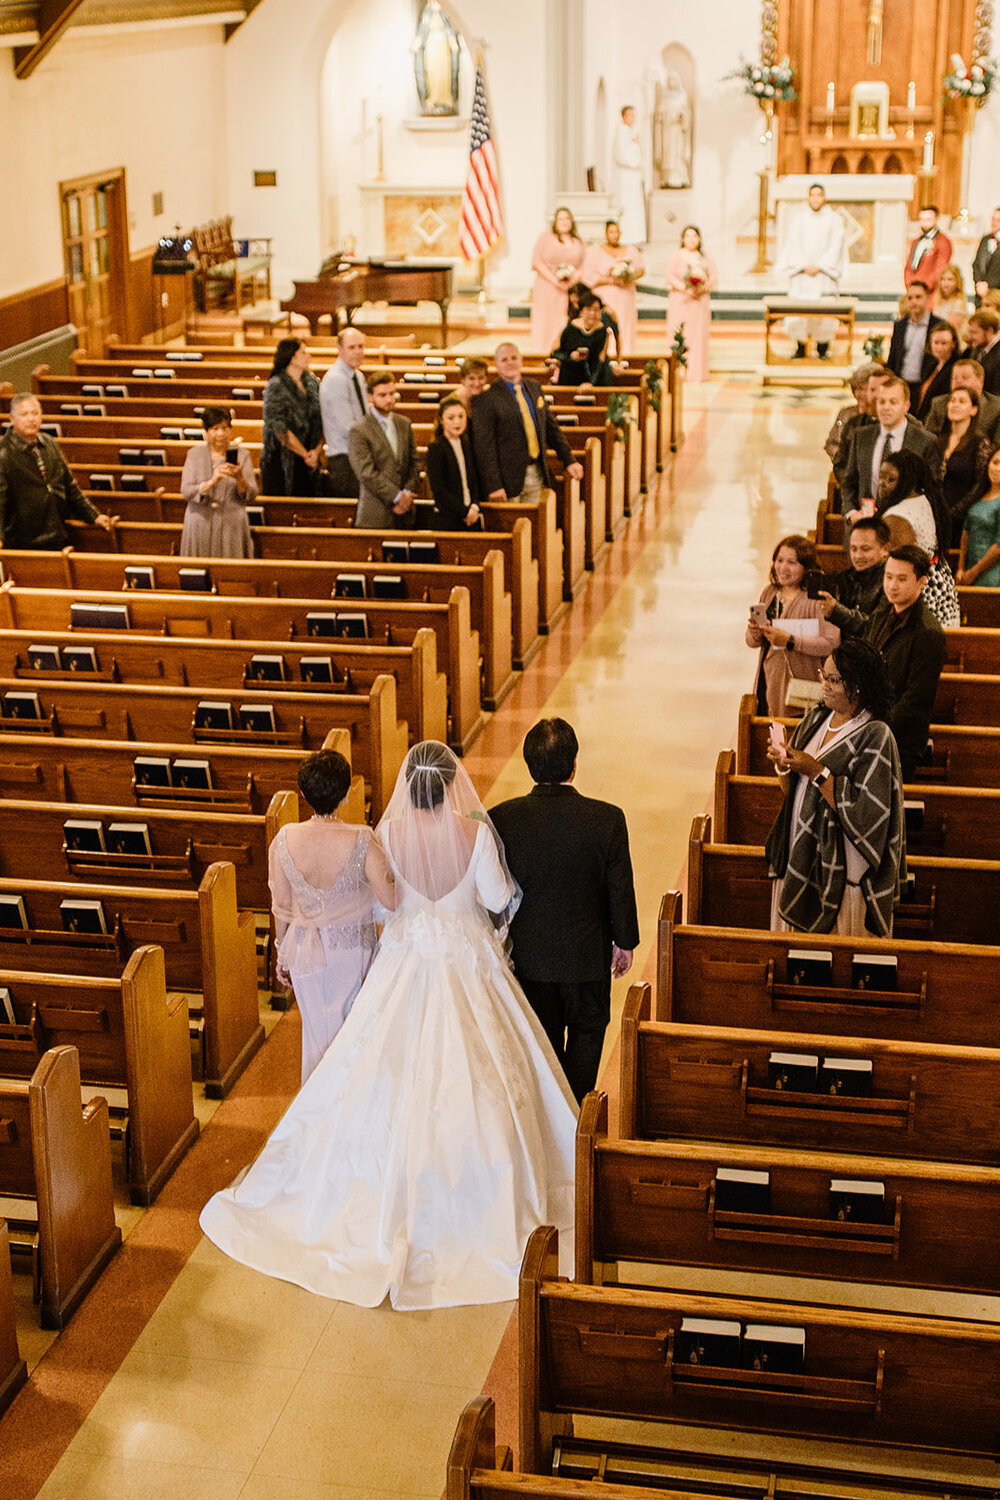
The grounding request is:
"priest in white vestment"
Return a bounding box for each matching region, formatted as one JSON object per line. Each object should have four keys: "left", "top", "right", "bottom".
{"left": 778, "top": 183, "right": 847, "bottom": 357}
{"left": 612, "top": 106, "right": 647, "bottom": 245}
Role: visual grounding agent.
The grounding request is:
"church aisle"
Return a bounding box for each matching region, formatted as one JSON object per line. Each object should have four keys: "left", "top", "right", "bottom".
{"left": 9, "top": 377, "right": 846, "bottom": 1500}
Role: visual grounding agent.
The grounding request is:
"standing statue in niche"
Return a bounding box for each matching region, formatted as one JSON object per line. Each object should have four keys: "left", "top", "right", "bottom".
{"left": 653, "top": 71, "right": 692, "bottom": 189}
{"left": 411, "top": 0, "right": 461, "bottom": 117}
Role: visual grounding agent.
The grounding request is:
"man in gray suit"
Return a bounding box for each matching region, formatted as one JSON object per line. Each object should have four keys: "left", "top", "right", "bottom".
{"left": 923, "top": 358, "right": 1000, "bottom": 446}
{"left": 347, "top": 371, "right": 420, "bottom": 529}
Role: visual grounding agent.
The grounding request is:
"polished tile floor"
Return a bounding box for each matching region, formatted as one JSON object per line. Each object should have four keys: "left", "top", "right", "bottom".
{"left": 8, "top": 372, "right": 990, "bottom": 1499}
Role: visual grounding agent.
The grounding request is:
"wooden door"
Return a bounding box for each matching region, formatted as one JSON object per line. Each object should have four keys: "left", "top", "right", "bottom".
{"left": 61, "top": 171, "right": 129, "bottom": 355}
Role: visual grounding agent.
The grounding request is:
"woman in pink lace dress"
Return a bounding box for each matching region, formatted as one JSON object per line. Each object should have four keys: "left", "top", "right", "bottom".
{"left": 530, "top": 208, "right": 586, "bottom": 353}
{"left": 665, "top": 225, "right": 717, "bottom": 383}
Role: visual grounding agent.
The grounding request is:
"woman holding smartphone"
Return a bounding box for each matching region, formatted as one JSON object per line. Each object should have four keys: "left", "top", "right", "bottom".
{"left": 746, "top": 534, "right": 839, "bottom": 717}
{"left": 180, "top": 406, "right": 257, "bottom": 558}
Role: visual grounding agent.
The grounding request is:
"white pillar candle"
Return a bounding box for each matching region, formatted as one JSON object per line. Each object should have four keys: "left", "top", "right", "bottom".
{"left": 907, "top": 81, "right": 916, "bottom": 111}
{"left": 827, "top": 81, "right": 835, "bottom": 114}
{"left": 922, "top": 131, "right": 934, "bottom": 171}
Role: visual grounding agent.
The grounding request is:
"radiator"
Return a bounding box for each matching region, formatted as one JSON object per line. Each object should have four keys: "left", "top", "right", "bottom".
{"left": 0, "top": 324, "right": 79, "bottom": 392}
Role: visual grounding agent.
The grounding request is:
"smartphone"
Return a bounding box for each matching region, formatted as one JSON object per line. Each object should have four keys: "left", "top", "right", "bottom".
{"left": 225, "top": 445, "right": 239, "bottom": 465}
{"left": 860, "top": 497, "right": 876, "bottom": 518}
{"left": 750, "top": 603, "right": 770, "bottom": 628}
{"left": 804, "top": 569, "right": 823, "bottom": 599}
{"left": 769, "top": 721, "right": 787, "bottom": 756}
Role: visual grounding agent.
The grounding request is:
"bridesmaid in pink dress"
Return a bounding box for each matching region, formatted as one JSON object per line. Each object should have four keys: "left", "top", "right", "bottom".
{"left": 530, "top": 207, "right": 586, "bottom": 353}
{"left": 583, "top": 221, "right": 645, "bottom": 354}
{"left": 665, "top": 225, "right": 717, "bottom": 383}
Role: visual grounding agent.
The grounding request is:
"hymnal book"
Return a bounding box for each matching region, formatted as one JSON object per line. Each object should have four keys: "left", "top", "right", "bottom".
{"left": 903, "top": 800, "right": 925, "bottom": 833}
{"left": 63, "top": 819, "right": 106, "bottom": 853}
{"left": 124, "top": 565, "right": 155, "bottom": 590}
{"left": 768, "top": 1051, "right": 819, "bottom": 1092}
{"left": 195, "top": 700, "right": 233, "bottom": 731}
{"left": 118, "top": 447, "right": 142, "bottom": 463}
{"left": 239, "top": 703, "right": 276, "bottom": 733}
{"left": 829, "top": 1178, "right": 885, "bottom": 1224}
{"left": 159, "top": 426, "right": 184, "bottom": 440}
{"left": 27, "top": 643, "right": 61, "bottom": 671}
{"left": 89, "top": 474, "right": 115, "bottom": 492}
{"left": 182, "top": 427, "right": 204, "bottom": 441}
{"left": 543, "top": 393, "right": 555, "bottom": 404}
{"left": 70, "top": 603, "right": 105, "bottom": 630}
{"left": 676, "top": 1318, "right": 741, "bottom": 1368}
{"left": 409, "top": 541, "right": 440, "bottom": 564}
{"left": 743, "top": 1324, "right": 805, "bottom": 1374}
{"left": 418, "top": 390, "right": 439, "bottom": 403}
{"left": 179, "top": 567, "right": 212, "bottom": 592}
{"left": 40, "top": 422, "right": 62, "bottom": 438}
{"left": 299, "top": 656, "right": 334, "bottom": 683}
{"left": 786, "top": 948, "right": 833, "bottom": 987}
{"left": 248, "top": 654, "right": 286, "bottom": 681}
{"left": 60, "top": 899, "right": 107, "bottom": 935}
{"left": 166, "top": 350, "right": 202, "bottom": 361}
{"left": 60, "top": 403, "right": 83, "bottom": 416}
{"left": 105, "top": 384, "right": 128, "bottom": 398}
{"left": 3, "top": 691, "right": 41, "bottom": 720}
{"left": 120, "top": 474, "right": 147, "bottom": 492}
{"left": 901, "top": 871, "right": 917, "bottom": 902}
{"left": 231, "top": 387, "right": 254, "bottom": 401}
{"left": 423, "top": 356, "right": 446, "bottom": 366}
{"left": 851, "top": 952, "right": 898, "bottom": 991}
{"left": 133, "top": 756, "right": 172, "bottom": 787}
{"left": 98, "top": 603, "right": 130, "bottom": 630}
{"left": 372, "top": 574, "right": 405, "bottom": 600}
{"left": 335, "top": 613, "right": 368, "bottom": 640}
{"left": 107, "top": 822, "right": 151, "bottom": 856}
{"left": 573, "top": 393, "right": 597, "bottom": 405}
{"left": 306, "top": 612, "right": 338, "bottom": 637}
{"left": 820, "top": 1056, "right": 873, "bottom": 1097}
{"left": 130, "top": 369, "right": 154, "bottom": 378}
{"left": 151, "top": 367, "right": 177, "bottom": 379}
{"left": 424, "top": 372, "right": 446, "bottom": 384}
{"left": 411, "top": 499, "right": 436, "bottom": 526}
{"left": 63, "top": 645, "right": 98, "bottom": 672}
{"left": 402, "top": 371, "right": 425, "bottom": 383}
{"left": 381, "top": 541, "right": 409, "bottom": 564}
{"left": 555, "top": 413, "right": 579, "bottom": 425}
{"left": 82, "top": 404, "right": 106, "bottom": 417}
{"left": 0, "top": 987, "right": 14, "bottom": 1025}
{"left": 81, "top": 384, "right": 105, "bottom": 397}
{"left": 334, "top": 573, "right": 367, "bottom": 599}
{"left": 714, "top": 1167, "right": 770, "bottom": 1215}
{"left": 142, "top": 449, "right": 167, "bottom": 467}
{"left": 172, "top": 758, "right": 212, "bottom": 790}
{"left": 0, "top": 895, "right": 28, "bottom": 929}
{"left": 245, "top": 505, "right": 265, "bottom": 527}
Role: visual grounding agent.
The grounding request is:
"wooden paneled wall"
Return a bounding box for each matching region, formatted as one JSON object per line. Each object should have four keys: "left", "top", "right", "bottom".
{"left": 0, "top": 249, "right": 181, "bottom": 355}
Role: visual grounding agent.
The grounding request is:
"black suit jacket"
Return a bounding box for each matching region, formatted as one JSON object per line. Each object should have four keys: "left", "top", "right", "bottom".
{"left": 839, "top": 417, "right": 940, "bottom": 514}
{"left": 886, "top": 314, "right": 946, "bottom": 382}
{"left": 979, "top": 339, "right": 1000, "bottom": 397}
{"left": 471, "top": 377, "right": 573, "bottom": 499}
{"left": 862, "top": 599, "right": 947, "bottom": 778}
{"left": 490, "top": 783, "right": 639, "bottom": 984}
{"left": 424, "top": 431, "right": 483, "bottom": 528}
{"left": 973, "top": 235, "right": 1000, "bottom": 298}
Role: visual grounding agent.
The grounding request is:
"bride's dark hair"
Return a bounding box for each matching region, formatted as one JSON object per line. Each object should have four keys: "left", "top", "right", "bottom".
{"left": 405, "top": 741, "right": 457, "bottom": 810}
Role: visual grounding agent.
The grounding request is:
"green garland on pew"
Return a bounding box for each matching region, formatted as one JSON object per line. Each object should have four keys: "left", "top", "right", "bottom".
{"left": 606, "top": 390, "right": 635, "bottom": 443}
{"left": 863, "top": 333, "right": 885, "bottom": 363}
{"left": 643, "top": 359, "right": 663, "bottom": 413}
{"left": 670, "top": 328, "right": 689, "bottom": 368}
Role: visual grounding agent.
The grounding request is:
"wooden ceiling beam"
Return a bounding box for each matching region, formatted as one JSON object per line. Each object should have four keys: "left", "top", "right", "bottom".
{"left": 13, "top": 0, "right": 87, "bottom": 79}
{"left": 225, "top": 0, "right": 263, "bottom": 42}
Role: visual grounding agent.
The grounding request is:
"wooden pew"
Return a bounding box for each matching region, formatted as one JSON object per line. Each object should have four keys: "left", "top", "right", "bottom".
{"left": 687, "top": 811, "right": 1000, "bottom": 946}
{"left": 945, "top": 626, "right": 1000, "bottom": 673}
{"left": 520, "top": 1224, "right": 1000, "bottom": 1464}
{"left": 1, "top": 1045, "right": 120, "bottom": 1327}
{"left": 656, "top": 891, "right": 1000, "bottom": 1048}
{"left": 577, "top": 1088, "right": 1000, "bottom": 1297}
{"left": 713, "top": 747, "right": 1000, "bottom": 859}
{"left": 0, "top": 947, "right": 196, "bottom": 1204}
{"left": 479, "top": 492, "right": 565, "bottom": 634}
{"left": 619, "top": 986, "right": 1000, "bottom": 1166}
{"left": 0, "top": 582, "right": 485, "bottom": 756}
{"left": 0, "top": 1224, "right": 25, "bottom": 1415}
{"left": 0, "top": 865, "right": 260, "bottom": 1099}
{"left": 448, "top": 1393, "right": 1000, "bottom": 1500}
{"left": 0, "top": 622, "right": 446, "bottom": 756}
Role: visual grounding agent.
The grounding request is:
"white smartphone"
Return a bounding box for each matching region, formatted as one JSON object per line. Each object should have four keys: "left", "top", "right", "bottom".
{"left": 769, "top": 721, "right": 787, "bottom": 756}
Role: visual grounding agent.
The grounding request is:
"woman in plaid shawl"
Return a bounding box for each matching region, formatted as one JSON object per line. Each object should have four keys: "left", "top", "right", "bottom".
{"left": 765, "top": 639, "right": 905, "bottom": 936}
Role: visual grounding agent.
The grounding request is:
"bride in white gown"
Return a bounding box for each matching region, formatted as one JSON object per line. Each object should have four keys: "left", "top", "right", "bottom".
{"left": 200, "top": 741, "right": 578, "bottom": 1310}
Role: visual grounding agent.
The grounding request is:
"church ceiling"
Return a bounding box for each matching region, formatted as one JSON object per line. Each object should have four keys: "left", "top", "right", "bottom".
{"left": 0, "top": 0, "right": 261, "bottom": 74}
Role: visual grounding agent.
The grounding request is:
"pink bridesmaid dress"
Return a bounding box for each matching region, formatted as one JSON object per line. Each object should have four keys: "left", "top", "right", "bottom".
{"left": 530, "top": 232, "right": 585, "bottom": 353}
{"left": 582, "top": 243, "right": 646, "bottom": 353}
{"left": 665, "top": 250, "right": 717, "bottom": 383}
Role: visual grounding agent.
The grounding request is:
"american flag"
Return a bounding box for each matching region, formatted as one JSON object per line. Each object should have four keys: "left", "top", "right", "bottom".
{"left": 459, "top": 63, "right": 504, "bottom": 260}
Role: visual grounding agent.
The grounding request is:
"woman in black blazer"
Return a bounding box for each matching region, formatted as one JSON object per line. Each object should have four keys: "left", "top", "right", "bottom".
{"left": 913, "top": 322, "right": 960, "bottom": 422}
{"left": 425, "top": 396, "right": 484, "bottom": 529}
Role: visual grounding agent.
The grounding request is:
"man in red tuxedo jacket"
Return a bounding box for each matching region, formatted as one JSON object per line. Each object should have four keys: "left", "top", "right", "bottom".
{"left": 903, "top": 206, "right": 953, "bottom": 302}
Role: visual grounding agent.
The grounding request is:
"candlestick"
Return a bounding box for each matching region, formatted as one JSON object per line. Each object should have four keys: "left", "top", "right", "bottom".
{"left": 907, "top": 81, "right": 916, "bottom": 111}
{"left": 826, "top": 81, "right": 835, "bottom": 138}
{"left": 922, "top": 130, "right": 934, "bottom": 171}
{"left": 375, "top": 112, "right": 385, "bottom": 182}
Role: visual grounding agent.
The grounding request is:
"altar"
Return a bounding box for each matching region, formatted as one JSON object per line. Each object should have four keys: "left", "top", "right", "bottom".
{"left": 773, "top": 173, "right": 914, "bottom": 292}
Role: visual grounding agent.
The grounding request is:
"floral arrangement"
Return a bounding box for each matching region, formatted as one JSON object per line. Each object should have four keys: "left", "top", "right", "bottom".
{"left": 724, "top": 55, "right": 797, "bottom": 103}
{"left": 643, "top": 359, "right": 663, "bottom": 414}
{"left": 610, "top": 259, "right": 636, "bottom": 284}
{"left": 944, "top": 54, "right": 998, "bottom": 102}
{"left": 671, "top": 328, "right": 689, "bottom": 369}
{"left": 555, "top": 263, "right": 575, "bottom": 284}
{"left": 606, "top": 390, "right": 635, "bottom": 442}
{"left": 862, "top": 333, "right": 886, "bottom": 362}
{"left": 684, "top": 264, "right": 708, "bottom": 294}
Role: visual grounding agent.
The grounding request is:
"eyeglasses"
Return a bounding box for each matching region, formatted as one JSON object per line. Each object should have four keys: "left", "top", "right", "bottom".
{"left": 819, "top": 670, "right": 844, "bottom": 685}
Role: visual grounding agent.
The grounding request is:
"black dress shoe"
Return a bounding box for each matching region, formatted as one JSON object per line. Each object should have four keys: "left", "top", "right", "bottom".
{"left": 816, "top": 343, "right": 830, "bottom": 359}
{"left": 791, "top": 343, "right": 807, "bottom": 359}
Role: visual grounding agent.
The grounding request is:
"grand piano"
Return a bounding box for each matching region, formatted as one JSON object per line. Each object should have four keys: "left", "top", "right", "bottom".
{"left": 281, "top": 259, "right": 453, "bottom": 341}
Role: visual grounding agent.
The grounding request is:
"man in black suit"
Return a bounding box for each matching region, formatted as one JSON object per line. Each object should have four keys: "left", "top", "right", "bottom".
{"left": 886, "top": 281, "right": 946, "bottom": 409}
{"left": 963, "top": 309, "right": 1000, "bottom": 396}
{"left": 839, "top": 374, "right": 939, "bottom": 519}
{"left": 471, "top": 343, "right": 584, "bottom": 503}
{"left": 972, "top": 207, "right": 1000, "bottom": 305}
{"left": 490, "top": 719, "right": 639, "bottom": 1102}
{"left": 923, "top": 357, "right": 1000, "bottom": 445}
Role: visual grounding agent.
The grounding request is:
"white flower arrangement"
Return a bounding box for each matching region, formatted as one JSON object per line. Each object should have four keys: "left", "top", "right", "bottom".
{"left": 555, "top": 263, "right": 575, "bottom": 283}
{"left": 724, "top": 55, "right": 797, "bottom": 103}
{"left": 610, "top": 260, "right": 635, "bottom": 283}
{"left": 944, "top": 54, "right": 998, "bottom": 102}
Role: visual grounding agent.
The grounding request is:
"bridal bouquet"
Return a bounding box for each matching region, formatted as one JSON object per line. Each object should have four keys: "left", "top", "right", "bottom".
{"left": 555, "top": 263, "right": 575, "bottom": 284}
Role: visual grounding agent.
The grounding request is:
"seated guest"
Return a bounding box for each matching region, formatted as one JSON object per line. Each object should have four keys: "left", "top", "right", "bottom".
{"left": 935, "top": 385, "right": 994, "bottom": 530}
{"left": 765, "top": 638, "right": 904, "bottom": 937}
{"left": 817, "top": 516, "right": 891, "bottom": 633}
{"left": 886, "top": 281, "right": 946, "bottom": 409}
{"left": 471, "top": 342, "right": 583, "bottom": 504}
{"left": 746, "top": 534, "right": 840, "bottom": 718}
{"left": 551, "top": 290, "right": 615, "bottom": 388}
{"left": 837, "top": 545, "right": 948, "bottom": 781}
{"left": 913, "top": 322, "right": 960, "bottom": 423}
{"left": 824, "top": 362, "right": 881, "bottom": 463}
{"left": 963, "top": 308, "right": 1000, "bottom": 395}
{"left": 0, "top": 393, "right": 115, "bottom": 548}
{"left": 832, "top": 365, "right": 892, "bottom": 492}
{"left": 924, "top": 357, "right": 1000, "bottom": 446}
{"left": 425, "top": 396, "right": 483, "bottom": 530}
{"left": 958, "top": 448, "right": 1000, "bottom": 587}
{"left": 874, "top": 450, "right": 960, "bottom": 627}
{"left": 180, "top": 407, "right": 257, "bottom": 558}
{"left": 839, "top": 374, "right": 939, "bottom": 520}
{"left": 454, "top": 357, "right": 488, "bottom": 410}
{"left": 935, "top": 263, "right": 971, "bottom": 337}
{"left": 347, "top": 371, "right": 419, "bottom": 530}
{"left": 903, "top": 206, "right": 952, "bottom": 300}
{"left": 261, "top": 339, "right": 323, "bottom": 497}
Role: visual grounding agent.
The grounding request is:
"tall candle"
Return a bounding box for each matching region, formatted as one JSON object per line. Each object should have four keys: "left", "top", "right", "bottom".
{"left": 907, "top": 81, "right": 916, "bottom": 111}
{"left": 827, "top": 81, "right": 835, "bottom": 113}
{"left": 923, "top": 130, "right": 934, "bottom": 171}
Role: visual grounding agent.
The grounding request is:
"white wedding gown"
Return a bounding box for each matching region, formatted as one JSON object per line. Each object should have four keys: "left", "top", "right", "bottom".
{"left": 200, "top": 822, "right": 577, "bottom": 1310}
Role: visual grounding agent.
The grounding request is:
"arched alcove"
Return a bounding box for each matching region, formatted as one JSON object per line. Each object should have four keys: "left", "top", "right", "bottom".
{"left": 831, "top": 154, "right": 849, "bottom": 172}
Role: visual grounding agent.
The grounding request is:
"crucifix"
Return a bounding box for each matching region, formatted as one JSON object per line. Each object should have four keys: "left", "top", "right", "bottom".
{"left": 867, "top": 0, "right": 884, "bottom": 66}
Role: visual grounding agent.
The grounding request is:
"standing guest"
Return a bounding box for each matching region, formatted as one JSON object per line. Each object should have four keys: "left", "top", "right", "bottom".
{"left": 817, "top": 516, "right": 892, "bottom": 634}
{"left": 611, "top": 105, "right": 647, "bottom": 246}
{"left": 319, "top": 327, "right": 368, "bottom": 497}
{"left": 963, "top": 308, "right": 1000, "bottom": 394}
{"left": 934, "top": 264, "right": 971, "bottom": 336}
{"left": 471, "top": 343, "right": 583, "bottom": 504}
{"left": 746, "top": 534, "right": 840, "bottom": 717}
{"left": 958, "top": 449, "right": 1000, "bottom": 587}
{"left": 972, "top": 207, "right": 1000, "bottom": 305}
{"left": 583, "top": 221, "right": 645, "bottom": 354}
{"left": 551, "top": 290, "right": 614, "bottom": 388}
{"left": 777, "top": 183, "right": 847, "bottom": 359}
{"left": 260, "top": 339, "right": 323, "bottom": 497}
{"left": 825, "top": 362, "right": 881, "bottom": 462}
{"left": 765, "top": 639, "right": 904, "bottom": 938}
{"left": 269, "top": 749, "right": 394, "bottom": 1084}
{"left": 924, "top": 357, "right": 1000, "bottom": 446}
{"left": 490, "top": 718, "right": 639, "bottom": 1102}
{"left": 665, "top": 225, "right": 717, "bottom": 382}
{"left": 886, "top": 282, "right": 946, "bottom": 409}
{"left": 180, "top": 407, "right": 257, "bottom": 558}
{"left": 935, "top": 386, "right": 994, "bottom": 530}
{"left": 831, "top": 365, "right": 893, "bottom": 492}
{"left": 913, "top": 322, "right": 960, "bottom": 422}
{"left": 0, "top": 394, "right": 115, "bottom": 548}
{"left": 530, "top": 208, "right": 586, "bottom": 354}
{"left": 425, "top": 396, "right": 483, "bottom": 530}
{"left": 454, "top": 357, "right": 488, "bottom": 410}
{"left": 839, "top": 375, "right": 939, "bottom": 520}
{"left": 903, "top": 206, "right": 953, "bottom": 300}
{"left": 874, "top": 450, "right": 960, "bottom": 627}
{"left": 347, "top": 371, "right": 420, "bottom": 530}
